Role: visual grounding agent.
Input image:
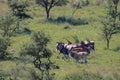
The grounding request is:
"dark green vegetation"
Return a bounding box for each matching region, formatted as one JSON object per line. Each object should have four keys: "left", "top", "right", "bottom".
{"left": 0, "top": 0, "right": 120, "bottom": 80}
{"left": 102, "top": 0, "right": 120, "bottom": 49}
{"left": 36, "top": 0, "right": 68, "bottom": 19}
{"left": 7, "top": 0, "right": 32, "bottom": 19}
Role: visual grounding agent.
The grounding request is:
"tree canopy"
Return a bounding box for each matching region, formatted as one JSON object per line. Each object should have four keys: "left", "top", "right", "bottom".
{"left": 7, "top": 0, "right": 31, "bottom": 19}
{"left": 0, "top": 12, "right": 19, "bottom": 37}
{"left": 102, "top": 0, "right": 120, "bottom": 49}
{"left": 36, "top": 0, "right": 68, "bottom": 19}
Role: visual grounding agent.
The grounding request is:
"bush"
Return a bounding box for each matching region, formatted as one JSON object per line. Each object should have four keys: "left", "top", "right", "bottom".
{"left": 20, "top": 31, "right": 50, "bottom": 57}
{"left": 20, "top": 31, "right": 57, "bottom": 80}
{"left": 81, "top": 0, "right": 90, "bottom": 6}
{"left": 23, "top": 27, "right": 32, "bottom": 34}
{"left": 0, "top": 36, "right": 11, "bottom": 60}
{"left": 57, "top": 16, "right": 66, "bottom": 23}
{"left": 7, "top": 0, "right": 31, "bottom": 19}
{"left": 0, "top": 71, "right": 10, "bottom": 80}
{"left": 20, "top": 43, "right": 37, "bottom": 56}
{"left": 0, "top": 76, "right": 5, "bottom": 80}
{"left": 0, "top": 12, "right": 19, "bottom": 37}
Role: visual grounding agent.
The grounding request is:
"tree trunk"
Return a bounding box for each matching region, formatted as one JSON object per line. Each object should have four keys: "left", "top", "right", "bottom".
{"left": 106, "top": 39, "right": 110, "bottom": 49}
{"left": 71, "top": 8, "right": 78, "bottom": 19}
{"left": 46, "top": 10, "right": 50, "bottom": 19}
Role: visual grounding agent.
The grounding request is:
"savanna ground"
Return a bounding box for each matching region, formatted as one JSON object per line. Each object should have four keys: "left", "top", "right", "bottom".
{"left": 0, "top": 0, "right": 120, "bottom": 80}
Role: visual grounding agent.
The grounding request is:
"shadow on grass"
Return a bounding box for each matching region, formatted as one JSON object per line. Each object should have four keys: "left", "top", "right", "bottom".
{"left": 104, "top": 46, "right": 120, "bottom": 52}
{"left": 48, "top": 16, "right": 88, "bottom": 26}
{"left": 114, "top": 46, "right": 120, "bottom": 52}
{"left": 22, "top": 27, "right": 32, "bottom": 34}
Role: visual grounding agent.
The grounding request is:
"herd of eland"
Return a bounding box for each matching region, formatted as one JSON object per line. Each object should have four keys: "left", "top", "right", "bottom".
{"left": 56, "top": 40, "right": 95, "bottom": 64}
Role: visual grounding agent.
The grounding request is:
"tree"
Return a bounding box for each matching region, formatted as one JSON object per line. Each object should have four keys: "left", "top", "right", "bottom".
{"left": 70, "top": 0, "right": 90, "bottom": 19}
{"left": 0, "top": 36, "right": 10, "bottom": 60}
{"left": 70, "top": 0, "right": 82, "bottom": 18}
{"left": 102, "top": 0, "right": 120, "bottom": 49}
{"left": 7, "top": 0, "right": 31, "bottom": 19}
{"left": 81, "top": 0, "right": 89, "bottom": 6}
{"left": 36, "top": 0, "right": 68, "bottom": 19}
{"left": 0, "top": 12, "right": 19, "bottom": 37}
{"left": 20, "top": 31, "right": 57, "bottom": 80}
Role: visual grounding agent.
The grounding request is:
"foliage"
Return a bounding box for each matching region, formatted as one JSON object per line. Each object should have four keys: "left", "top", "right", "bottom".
{"left": 32, "top": 31, "right": 50, "bottom": 51}
{"left": 0, "top": 36, "right": 10, "bottom": 60}
{"left": 0, "top": 0, "right": 120, "bottom": 80}
{"left": 0, "top": 12, "right": 19, "bottom": 37}
{"left": 7, "top": 0, "right": 31, "bottom": 19}
{"left": 36, "top": 0, "right": 68, "bottom": 19}
{"left": 70, "top": 0, "right": 82, "bottom": 18}
{"left": 20, "top": 31, "right": 56, "bottom": 80}
{"left": 20, "top": 31, "right": 50, "bottom": 56}
{"left": 102, "top": 0, "right": 120, "bottom": 49}
{"left": 81, "top": 0, "right": 90, "bottom": 6}
{"left": 0, "top": 76, "right": 5, "bottom": 80}
{"left": 22, "top": 27, "right": 32, "bottom": 34}
{"left": 20, "top": 43, "right": 36, "bottom": 56}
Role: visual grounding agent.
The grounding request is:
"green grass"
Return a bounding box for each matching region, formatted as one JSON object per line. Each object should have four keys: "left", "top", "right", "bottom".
{"left": 0, "top": 0, "right": 120, "bottom": 80}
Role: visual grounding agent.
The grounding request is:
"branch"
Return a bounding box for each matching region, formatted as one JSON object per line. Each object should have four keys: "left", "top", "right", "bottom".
{"left": 51, "top": 0, "right": 59, "bottom": 7}
{"left": 48, "top": 0, "right": 55, "bottom": 10}
{"left": 42, "top": 0, "right": 48, "bottom": 7}
{"left": 118, "top": 12, "right": 120, "bottom": 20}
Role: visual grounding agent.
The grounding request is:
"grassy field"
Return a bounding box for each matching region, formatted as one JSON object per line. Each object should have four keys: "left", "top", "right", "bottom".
{"left": 0, "top": 0, "right": 120, "bottom": 80}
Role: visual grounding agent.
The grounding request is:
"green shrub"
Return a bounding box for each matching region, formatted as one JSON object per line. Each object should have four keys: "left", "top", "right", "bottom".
{"left": 20, "top": 43, "right": 37, "bottom": 56}
{"left": 0, "top": 36, "right": 11, "bottom": 60}
{"left": 0, "top": 76, "right": 5, "bottom": 80}
{"left": 7, "top": 0, "right": 32, "bottom": 19}
{"left": 20, "top": 31, "right": 57, "bottom": 80}
{"left": 0, "top": 12, "right": 19, "bottom": 37}
{"left": 20, "top": 31, "right": 50, "bottom": 56}
{"left": 23, "top": 27, "right": 32, "bottom": 34}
